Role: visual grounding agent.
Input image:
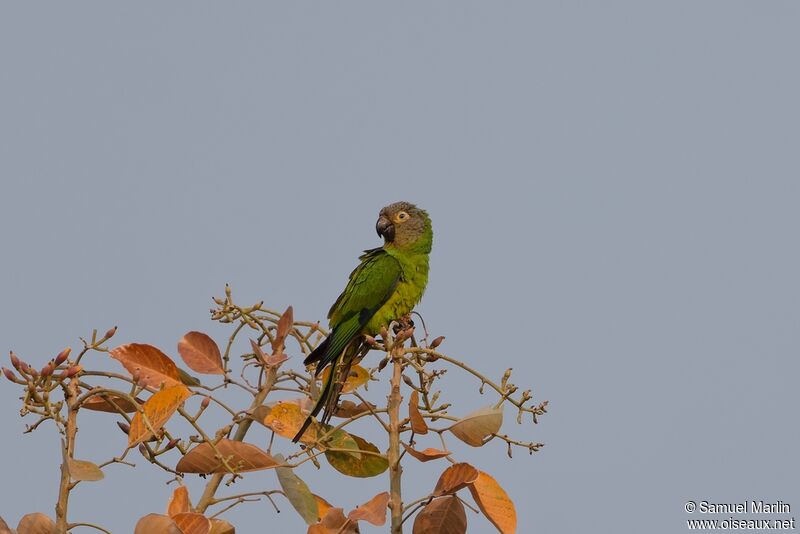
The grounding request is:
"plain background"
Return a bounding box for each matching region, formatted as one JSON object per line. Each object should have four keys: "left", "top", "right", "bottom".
{"left": 1, "top": 2, "right": 798, "bottom": 533}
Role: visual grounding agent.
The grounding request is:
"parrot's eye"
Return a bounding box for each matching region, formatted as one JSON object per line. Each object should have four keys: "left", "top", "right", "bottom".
{"left": 395, "top": 211, "right": 409, "bottom": 223}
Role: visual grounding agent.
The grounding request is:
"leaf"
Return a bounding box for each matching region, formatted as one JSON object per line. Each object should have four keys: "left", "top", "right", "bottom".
{"left": 178, "top": 331, "right": 224, "bottom": 375}
{"left": 68, "top": 458, "right": 104, "bottom": 482}
{"left": 272, "top": 306, "right": 294, "bottom": 353}
{"left": 0, "top": 516, "right": 11, "bottom": 534}
{"left": 249, "top": 339, "right": 288, "bottom": 367}
{"left": 178, "top": 368, "right": 202, "bottom": 387}
{"left": 320, "top": 364, "right": 369, "bottom": 393}
{"left": 408, "top": 390, "right": 428, "bottom": 434}
{"left": 134, "top": 514, "right": 181, "bottom": 534}
{"left": 167, "top": 485, "right": 191, "bottom": 517}
{"left": 325, "top": 433, "right": 388, "bottom": 478}
{"left": 129, "top": 385, "right": 192, "bottom": 446}
{"left": 307, "top": 508, "right": 357, "bottom": 534}
{"left": 447, "top": 405, "right": 503, "bottom": 447}
{"left": 468, "top": 471, "right": 517, "bottom": 534}
{"left": 16, "top": 513, "right": 55, "bottom": 534}
{"left": 173, "top": 513, "right": 210, "bottom": 534}
{"left": 332, "top": 400, "right": 376, "bottom": 418}
{"left": 259, "top": 400, "right": 319, "bottom": 444}
{"left": 176, "top": 439, "right": 279, "bottom": 474}
{"left": 347, "top": 492, "right": 389, "bottom": 526}
{"left": 109, "top": 343, "right": 182, "bottom": 389}
{"left": 433, "top": 463, "right": 480, "bottom": 496}
{"left": 412, "top": 496, "right": 467, "bottom": 534}
{"left": 312, "top": 495, "right": 333, "bottom": 521}
{"left": 402, "top": 444, "right": 452, "bottom": 462}
{"left": 209, "top": 519, "right": 235, "bottom": 534}
{"left": 274, "top": 454, "right": 319, "bottom": 525}
{"left": 81, "top": 393, "right": 143, "bottom": 413}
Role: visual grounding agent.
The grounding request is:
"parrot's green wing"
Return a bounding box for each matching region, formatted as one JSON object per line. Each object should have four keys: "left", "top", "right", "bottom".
{"left": 303, "top": 247, "right": 402, "bottom": 371}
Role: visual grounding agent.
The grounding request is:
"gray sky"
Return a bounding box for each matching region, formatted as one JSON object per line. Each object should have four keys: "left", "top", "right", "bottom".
{"left": 1, "top": 2, "right": 798, "bottom": 533}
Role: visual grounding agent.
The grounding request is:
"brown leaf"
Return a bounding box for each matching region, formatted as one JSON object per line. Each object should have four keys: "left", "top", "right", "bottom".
{"left": 178, "top": 332, "right": 224, "bottom": 375}
{"left": 81, "top": 393, "right": 143, "bottom": 413}
{"left": 468, "top": 471, "right": 516, "bottom": 534}
{"left": 167, "top": 485, "right": 191, "bottom": 517}
{"left": 176, "top": 439, "right": 279, "bottom": 474}
{"left": 402, "top": 444, "right": 452, "bottom": 462}
{"left": 347, "top": 492, "right": 389, "bottom": 526}
{"left": 408, "top": 390, "right": 428, "bottom": 434}
{"left": 320, "top": 364, "right": 369, "bottom": 393}
{"left": 307, "top": 508, "right": 357, "bottom": 534}
{"left": 16, "top": 513, "right": 55, "bottom": 534}
{"left": 134, "top": 514, "right": 181, "bottom": 534}
{"left": 208, "top": 519, "right": 235, "bottom": 534}
{"left": 448, "top": 405, "right": 503, "bottom": 447}
{"left": 68, "top": 458, "right": 104, "bottom": 482}
{"left": 0, "top": 516, "right": 12, "bottom": 534}
{"left": 109, "top": 343, "right": 182, "bottom": 389}
{"left": 433, "top": 463, "right": 480, "bottom": 496}
{"left": 129, "top": 385, "right": 192, "bottom": 446}
{"left": 249, "top": 339, "right": 288, "bottom": 367}
{"left": 173, "top": 513, "right": 210, "bottom": 534}
{"left": 332, "top": 400, "right": 376, "bottom": 418}
{"left": 272, "top": 306, "right": 294, "bottom": 353}
{"left": 412, "top": 496, "right": 467, "bottom": 534}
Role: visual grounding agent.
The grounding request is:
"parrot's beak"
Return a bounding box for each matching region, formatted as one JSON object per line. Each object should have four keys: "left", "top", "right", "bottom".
{"left": 376, "top": 216, "right": 395, "bottom": 242}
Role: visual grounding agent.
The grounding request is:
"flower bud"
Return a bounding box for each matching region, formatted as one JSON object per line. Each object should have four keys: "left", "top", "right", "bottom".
{"left": 430, "top": 336, "right": 445, "bottom": 349}
{"left": 117, "top": 421, "right": 131, "bottom": 435}
{"left": 138, "top": 444, "right": 148, "bottom": 457}
{"left": 40, "top": 362, "right": 55, "bottom": 377}
{"left": 104, "top": 326, "right": 118, "bottom": 340}
{"left": 165, "top": 438, "right": 179, "bottom": 450}
{"left": 10, "top": 351, "right": 21, "bottom": 371}
{"left": 2, "top": 367, "right": 18, "bottom": 382}
{"left": 54, "top": 347, "right": 72, "bottom": 366}
{"left": 200, "top": 396, "right": 211, "bottom": 409}
{"left": 62, "top": 365, "right": 83, "bottom": 378}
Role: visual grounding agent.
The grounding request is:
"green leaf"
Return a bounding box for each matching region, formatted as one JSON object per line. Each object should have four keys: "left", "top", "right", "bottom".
{"left": 325, "top": 433, "right": 388, "bottom": 478}
{"left": 274, "top": 454, "right": 319, "bottom": 525}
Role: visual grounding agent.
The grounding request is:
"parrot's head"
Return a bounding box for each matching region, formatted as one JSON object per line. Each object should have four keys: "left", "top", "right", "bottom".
{"left": 376, "top": 201, "right": 432, "bottom": 251}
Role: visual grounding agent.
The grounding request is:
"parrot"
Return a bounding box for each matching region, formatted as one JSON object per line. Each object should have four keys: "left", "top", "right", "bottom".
{"left": 293, "top": 201, "right": 432, "bottom": 442}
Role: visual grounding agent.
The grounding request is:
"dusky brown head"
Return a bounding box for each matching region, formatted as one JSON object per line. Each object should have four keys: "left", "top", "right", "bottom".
{"left": 376, "top": 201, "right": 432, "bottom": 251}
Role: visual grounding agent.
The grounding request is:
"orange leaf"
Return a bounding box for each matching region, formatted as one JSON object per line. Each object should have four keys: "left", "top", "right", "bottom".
{"left": 468, "top": 471, "right": 517, "bottom": 534}
{"left": 433, "top": 463, "right": 480, "bottom": 496}
{"left": 209, "top": 519, "right": 235, "bottom": 534}
{"left": 272, "top": 306, "right": 294, "bottom": 353}
{"left": 402, "top": 444, "right": 452, "bottom": 462}
{"left": 412, "top": 496, "right": 467, "bottom": 534}
{"left": 173, "top": 513, "right": 210, "bottom": 534}
{"left": 347, "top": 492, "right": 389, "bottom": 526}
{"left": 0, "top": 516, "right": 11, "bottom": 534}
{"left": 307, "top": 508, "right": 357, "bottom": 534}
{"left": 208, "top": 519, "right": 236, "bottom": 534}
{"left": 134, "top": 514, "right": 181, "bottom": 534}
{"left": 408, "top": 390, "right": 428, "bottom": 434}
{"left": 168, "top": 485, "right": 191, "bottom": 517}
{"left": 320, "top": 364, "right": 369, "bottom": 393}
{"left": 259, "top": 400, "right": 319, "bottom": 443}
{"left": 448, "top": 405, "right": 503, "bottom": 447}
{"left": 81, "top": 393, "right": 143, "bottom": 413}
{"left": 110, "top": 343, "right": 182, "bottom": 389}
{"left": 250, "top": 339, "right": 288, "bottom": 367}
{"left": 176, "top": 439, "right": 279, "bottom": 474}
{"left": 16, "top": 513, "right": 56, "bottom": 534}
{"left": 178, "top": 332, "right": 224, "bottom": 375}
{"left": 129, "top": 385, "right": 192, "bottom": 446}
{"left": 312, "top": 495, "right": 334, "bottom": 521}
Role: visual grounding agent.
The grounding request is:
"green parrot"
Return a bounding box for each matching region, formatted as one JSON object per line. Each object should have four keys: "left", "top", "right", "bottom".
{"left": 293, "top": 201, "right": 432, "bottom": 442}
